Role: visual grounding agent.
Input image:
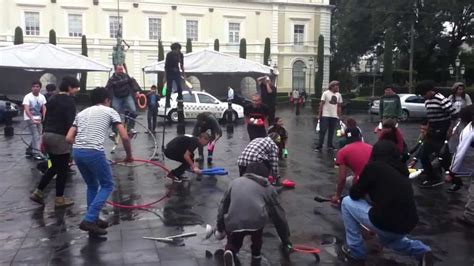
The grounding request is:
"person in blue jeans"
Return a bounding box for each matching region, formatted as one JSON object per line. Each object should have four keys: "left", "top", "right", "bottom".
{"left": 341, "top": 140, "right": 433, "bottom": 265}
{"left": 66, "top": 87, "right": 133, "bottom": 236}
{"left": 164, "top": 42, "right": 185, "bottom": 107}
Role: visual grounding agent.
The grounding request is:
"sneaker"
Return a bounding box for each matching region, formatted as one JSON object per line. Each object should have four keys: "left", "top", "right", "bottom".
{"left": 419, "top": 251, "right": 434, "bottom": 266}
{"left": 328, "top": 146, "right": 337, "bottom": 151}
{"left": 340, "top": 244, "right": 365, "bottom": 263}
{"left": 108, "top": 132, "right": 116, "bottom": 141}
{"left": 223, "top": 250, "right": 234, "bottom": 266}
{"left": 79, "top": 220, "right": 107, "bottom": 235}
{"left": 314, "top": 146, "right": 322, "bottom": 152}
{"left": 33, "top": 155, "right": 45, "bottom": 161}
{"left": 456, "top": 215, "right": 474, "bottom": 227}
{"left": 128, "top": 129, "right": 138, "bottom": 136}
{"left": 418, "top": 179, "right": 444, "bottom": 188}
{"left": 25, "top": 150, "right": 33, "bottom": 157}
{"left": 447, "top": 183, "right": 463, "bottom": 193}
{"left": 55, "top": 196, "right": 75, "bottom": 208}
{"left": 166, "top": 172, "right": 182, "bottom": 183}
{"left": 96, "top": 218, "right": 109, "bottom": 229}
{"left": 30, "top": 189, "right": 44, "bottom": 205}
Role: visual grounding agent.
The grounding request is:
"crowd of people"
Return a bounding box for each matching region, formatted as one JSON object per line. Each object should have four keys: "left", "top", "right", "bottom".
{"left": 19, "top": 42, "right": 473, "bottom": 265}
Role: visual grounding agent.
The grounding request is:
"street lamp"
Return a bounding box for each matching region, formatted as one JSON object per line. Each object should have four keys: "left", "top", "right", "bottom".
{"left": 268, "top": 57, "right": 273, "bottom": 67}
{"left": 450, "top": 56, "right": 465, "bottom": 82}
{"left": 308, "top": 57, "right": 314, "bottom": 98}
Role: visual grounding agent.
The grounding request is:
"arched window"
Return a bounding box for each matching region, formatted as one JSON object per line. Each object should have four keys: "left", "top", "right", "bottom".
{"left": 39, "top": 73, "right": 57, "bottom": 91}
{"left": 292, "top": 60, "right": 306, "bottom": 91}
{"left": 187, "top": 75, "right": 201, "bottom": 91}
{"left": 240, "top": 76, "right": 257, "bottom": 99}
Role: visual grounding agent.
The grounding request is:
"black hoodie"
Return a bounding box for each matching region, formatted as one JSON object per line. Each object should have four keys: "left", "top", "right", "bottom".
{"left": 350, "top": 140, "right": 419, "bottom": 234}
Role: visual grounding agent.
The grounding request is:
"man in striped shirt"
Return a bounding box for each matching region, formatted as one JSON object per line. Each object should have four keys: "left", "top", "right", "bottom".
{"left": 416, "top": 80, "right": 457, "bottom": 188}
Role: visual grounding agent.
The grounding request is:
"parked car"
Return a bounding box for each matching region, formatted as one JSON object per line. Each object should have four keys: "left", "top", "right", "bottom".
{"left": 158, "top": 91, "right": 244, "bottom": 122}
{"left": 0, "top": 99, "right": 20, "bottom": 123}
{"left": 370, "top": 93, "right": 426, "bottom": 121}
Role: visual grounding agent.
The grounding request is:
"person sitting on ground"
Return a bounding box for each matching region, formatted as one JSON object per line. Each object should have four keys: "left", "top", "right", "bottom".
{"left": 378, "top": 118, "right": 408, "bottom": 161}
{"left": 446, "top": 105, "right": 474, "bottom": 196}
{"left": 330, "top": 127, "right": 372, "bottom": 205}
{"left": 216, "top": 162, "right": 292, "bottom": 266}
{"left": 66, "top": 87, "right": 133, "bottom": 236}
{"left": 146, "top": 85, "right": 160, "bottom": 133}
{"left": 340, "top": 140, "right": 433, "bottom": 265}
{"left": 337, "top": 118, "right": 364, "bottom": 149}
{"left": 244, "top": 94, "right": 269, "bottom": 141}
{"left": 192, "top": 112, "right": 222, "bottom": 164}
{"left": 30, "top": 76, "right": 79, "bottom": 208}
{"left": 237, "top": 132, "right": 280, "bottom": 181}
{"left": 44, "top": 84, "right": 57, "bottom": 102}
{"left": 268, "top": 117, "right": 288, "bottom": 159}
{"left": 164, "top": 133, "right": 209, "bottom": 182}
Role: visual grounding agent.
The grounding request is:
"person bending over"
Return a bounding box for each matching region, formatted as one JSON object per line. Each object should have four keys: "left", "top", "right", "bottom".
{"left": 267, "top": 117, "right": 288, "bottom": 159}
{"left": 216, "top": 162, "right": 292, "bottom": 266}
{"left": 192, "top": 112, "right": 222, "bottom": 163}
{"left": 237, "top": 133, "right": 280, "bottom": 181}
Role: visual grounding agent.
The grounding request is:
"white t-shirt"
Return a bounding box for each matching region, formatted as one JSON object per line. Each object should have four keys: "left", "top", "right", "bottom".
{"left": 22, "top": 92, "right": 47, "bottom": 120}
{"left": 320, "top": 90, "right": 342, "bottom": 118}
{"left": 72, "top": 105, "right": 122, "bottom": 151}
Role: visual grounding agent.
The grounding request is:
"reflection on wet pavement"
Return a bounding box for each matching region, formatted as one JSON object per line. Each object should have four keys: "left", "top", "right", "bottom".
{"left": 0, "top": 107, "right": 473, "bottom": 265}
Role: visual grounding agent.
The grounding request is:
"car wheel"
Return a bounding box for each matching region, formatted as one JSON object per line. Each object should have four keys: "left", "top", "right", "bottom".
{"left": 167, "top": 109, "right": 179, "bottom": 122}
{"left": 400, "top": 109, "right": 409, "bottom": 121}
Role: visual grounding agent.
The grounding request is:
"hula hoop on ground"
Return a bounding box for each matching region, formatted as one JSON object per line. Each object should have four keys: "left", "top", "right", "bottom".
{"left": 106, "top": 159, "right": 172, "bottom": 209}
{"left": 110, "top": 114, "right": 159, "bottom": 167}
{"left": 136, "top": 94, "right": 147, "bottom": 109}
{"left": 292, "top": 244, "right": 321, "bottom": 262}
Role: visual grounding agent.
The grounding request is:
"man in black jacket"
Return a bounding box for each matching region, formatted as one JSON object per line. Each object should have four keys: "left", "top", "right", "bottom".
{"left": 340, "top": 140, "right": 433, "bottom": 265}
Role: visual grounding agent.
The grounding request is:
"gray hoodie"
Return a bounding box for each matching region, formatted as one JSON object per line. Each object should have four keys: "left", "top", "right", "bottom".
{"left": 216, "top": 173, "right": 290, "bottom": 244}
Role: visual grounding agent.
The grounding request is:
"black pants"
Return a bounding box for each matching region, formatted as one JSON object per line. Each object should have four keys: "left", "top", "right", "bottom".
{"left": 238, "top": 160, "right": 271, "bottom": 177}
{"left": 267, "top": 106, "right": 276, "bottom": 125}
{"left": 318, "top": 117, "right": 339, "bottom": 148}
{"left": 225, "top": 229, "right": 263, "bottom": 256}
{"left": 247, "top": 125, "right": 267, "bottom": 141}
{"left": 420, "top": 120, "right": 451, "bottom": 180}
{"left": 147, "top": 108, "right": 158, "bottom": 132}
{"left": 37, "top": 153, "right": 70, "bottom": 197}
{"left": 164, "top": 148, "right": 192, "bottom": 177}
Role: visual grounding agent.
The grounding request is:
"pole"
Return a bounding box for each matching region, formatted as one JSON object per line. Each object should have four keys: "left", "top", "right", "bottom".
{"left": 408, "top": 21, "right": 415, "bottom": 93}
{"left": 309, "top": 67, "right": 312, "bottom": 99}
{"left": 371, "top": 71, "right": 376, "bottom": 97}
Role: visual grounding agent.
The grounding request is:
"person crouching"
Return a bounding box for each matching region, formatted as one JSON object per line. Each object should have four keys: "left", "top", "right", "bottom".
{"left": 216, "top": 162, "right": 292, "bottom": 266}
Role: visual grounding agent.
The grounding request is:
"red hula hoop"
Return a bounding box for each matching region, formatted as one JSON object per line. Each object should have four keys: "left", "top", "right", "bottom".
{"left": 292, "top": 244, "right": 321, "bottom": 254}
{"left": 105, "top": 159, "right": 172, "bottom": 209}
{"left": 136, "top": 94, "right": 147, "bottom": 109}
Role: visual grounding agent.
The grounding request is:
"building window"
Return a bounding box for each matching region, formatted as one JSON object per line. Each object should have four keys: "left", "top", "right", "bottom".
{"left": 149, "top": 18, "right": 161, "bottom": 40}
{"left": 186, "top": 20, "right": 198, "bottom": 41}
{"left": 24, "top": 12, "right": 40, "bottom": 36}
{"left": 109, "top": 16, "right": 123, "bottom": 38}
{"left": 292, "top": 60, "right": 306, "bottom": 91}
{"left": 68, "top": 14, "right": 82, "bottom": 37}
{"left": 294, "top": 24, "right": 304, "bottom": 45}
{"left": 228, "top": 22, "right": 240, "bottom": 44}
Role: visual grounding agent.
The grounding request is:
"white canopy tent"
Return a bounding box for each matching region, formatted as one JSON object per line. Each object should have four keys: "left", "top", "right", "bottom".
{"left": 0, "top": 43, "right": 112, "bottom": 99}
{"left": 143, "top": 50, "right": 276, "bottom": 97}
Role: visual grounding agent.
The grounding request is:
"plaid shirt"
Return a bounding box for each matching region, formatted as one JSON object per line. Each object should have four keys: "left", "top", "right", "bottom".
{"left": 237, "top": 137, "right": 279, "bottom": 176}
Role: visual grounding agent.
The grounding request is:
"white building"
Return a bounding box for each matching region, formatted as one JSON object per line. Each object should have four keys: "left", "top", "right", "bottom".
{"left": 0, "top": 0, "right": 332, "bottom": 96}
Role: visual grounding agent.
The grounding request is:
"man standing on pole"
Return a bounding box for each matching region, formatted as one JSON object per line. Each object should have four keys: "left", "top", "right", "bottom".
{"left": 165, "top": 43, "right": 185, "bottom": 134}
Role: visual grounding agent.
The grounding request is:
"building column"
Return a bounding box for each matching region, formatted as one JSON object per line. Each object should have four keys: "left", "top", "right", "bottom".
{"left": 319, "top": 8, "right": 331, "bottom": 90}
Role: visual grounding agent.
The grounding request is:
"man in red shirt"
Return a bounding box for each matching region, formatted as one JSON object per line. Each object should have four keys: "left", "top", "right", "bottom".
{"left": 331, "top": 127, "right": 372, "bottom": 205}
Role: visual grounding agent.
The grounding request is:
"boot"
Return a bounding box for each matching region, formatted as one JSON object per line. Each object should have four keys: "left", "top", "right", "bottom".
{"left": 30, "top": 189, "right": 44, "bottom": 205}
{"left": 96, "top": 218, "right": 109, "bottom": 229}
{"left": 55, "top": 196, "right": 75, "bottom": 208}
{"left": 79, "top": 220, "right": 107, "bottom": 235}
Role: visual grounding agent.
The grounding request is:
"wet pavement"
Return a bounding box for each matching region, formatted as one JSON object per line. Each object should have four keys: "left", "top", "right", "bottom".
{"left": 0, "top": 106, "right": 473, "bottom": 266}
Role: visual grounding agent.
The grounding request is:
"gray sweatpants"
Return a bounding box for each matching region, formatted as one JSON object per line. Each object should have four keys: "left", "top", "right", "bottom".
{"left": 26, "top": 119, "right": 42, "bottom": 156}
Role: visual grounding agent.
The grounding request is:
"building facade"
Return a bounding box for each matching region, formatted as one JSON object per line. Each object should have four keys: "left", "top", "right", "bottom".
{"left": 0, "top": 0, "right": 332, "bottom": 96}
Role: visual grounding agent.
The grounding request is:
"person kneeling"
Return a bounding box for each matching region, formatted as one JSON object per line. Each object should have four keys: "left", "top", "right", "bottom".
{"left": 340, "top": 140, "right": 433, "bottom": 265}
{"left": 216, "top": 162, "right": 292, "bottom": 266}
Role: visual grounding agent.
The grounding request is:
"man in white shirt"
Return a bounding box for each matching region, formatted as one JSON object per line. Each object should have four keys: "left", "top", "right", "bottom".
{"left": 315, "top": 80, "right": 343, "bottom": 151}
{"left": 227, "top": 86, "right": 234, "bottom": 109}
{"left": 23, "top": 81, "right": 47, "bottom": 160}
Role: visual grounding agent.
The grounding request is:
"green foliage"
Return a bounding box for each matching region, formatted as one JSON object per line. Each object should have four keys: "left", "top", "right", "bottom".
{"left": 214, "top": 39, "right": 219, "bottom": 51}
{"left": 49, "top": 29, "right": 57, "bottom": 45}
{"left": 14, "top": 27, "right": 23, "bottom": 45}
{"left": 315, "top": 35, "right": 324, "bottom": 97}
{"left": 239, "top": 38, "right": 247, "bottom": 59}
{"left": 263, "top": 37, "right": 271, "bottom": 65}
{"left": 186, "top": 38, "right": 192, "bottom": 53}
{"left": 80, "top": 35, "right": 88, "bottom": 92}
{"left": 158, "top": 40, "right": 165, "bottom": 90}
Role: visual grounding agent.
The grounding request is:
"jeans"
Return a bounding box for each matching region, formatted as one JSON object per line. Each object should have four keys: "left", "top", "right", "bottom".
{"left": 341, "top": 197, "right": 430, "bottom": 259}
{"left": 225, "top": 229, "right": 263, "bottom": 256}
{"left": 73, "top": 148, "right": 114, "bottom": 223}
{"left": 147, "top": 107, "right": 158, "bottom": 132}
{"left": 166, "top": 72, "right": 183, "bottom": 106}
{"left": 26, "top": 119, "right": 42, "bottom": 156}
{"left": 318, "top": 116, "right": 338, "bottom": 148}
{"left": 112, "top": 95, "right": 136, "bottom": 130}
{"left": 37, "top": 153, "right": 70, "bottom": 197}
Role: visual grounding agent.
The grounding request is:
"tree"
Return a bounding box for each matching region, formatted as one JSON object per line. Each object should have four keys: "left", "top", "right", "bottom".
{"left": 186, "top": 38, "right": 192, "bottom": 53}
{"left": 239, "top": 38, "right": 247, "bottom": 59}
{"left": 383, "top": 28, "right": 394, "bottom": 86}
{"left": 315, "top": 35, "right": 324, "bottom": 97}
{"left": 49, "top": 29, "right": 57, "bottom": 45}
{"left": 263, "top": 37, "right": 271, "bottom": 65}
{"left": 214, "top": 39, "right": 219, "bottom": 51}
{"left": 14, "top": 27, "right": 23, "bottom": 45}
{"left": 158, "top": 40, "right": 165, "bottom": 90}
{"left": 80, "top": 35, "right": 88, "bottom": 92}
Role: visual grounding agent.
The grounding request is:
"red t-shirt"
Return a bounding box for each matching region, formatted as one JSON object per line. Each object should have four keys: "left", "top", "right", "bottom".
{"left": 335, "top": 141, "right": 372, "bottom": 183}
